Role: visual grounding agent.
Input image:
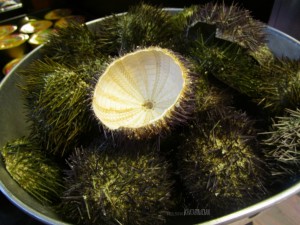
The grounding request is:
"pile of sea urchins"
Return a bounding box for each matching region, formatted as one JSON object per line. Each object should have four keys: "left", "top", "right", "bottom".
{"left": 1, "top": 3, "right": 300, "bottom": 225}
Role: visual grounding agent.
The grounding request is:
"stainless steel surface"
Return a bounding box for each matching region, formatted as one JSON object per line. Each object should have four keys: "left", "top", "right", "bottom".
{"left": 269, "top": 0, "right": 300, "bottom": 41}
{"left": 1, "top": 9, "right": 300, "bottom": 225}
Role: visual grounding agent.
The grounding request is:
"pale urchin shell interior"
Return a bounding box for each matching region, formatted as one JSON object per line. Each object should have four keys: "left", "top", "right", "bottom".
{"left": 92, "top": 47, "right": 186, "bottom": 130}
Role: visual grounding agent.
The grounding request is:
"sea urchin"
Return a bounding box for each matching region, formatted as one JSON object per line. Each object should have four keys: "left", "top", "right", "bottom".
{"left": 60, "top": 144, "right": 175, "bottom": 225}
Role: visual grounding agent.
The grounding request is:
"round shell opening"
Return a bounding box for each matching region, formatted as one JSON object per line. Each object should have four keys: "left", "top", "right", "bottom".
{"left": 92, "top": 47, "right": 187, "bottom": 130}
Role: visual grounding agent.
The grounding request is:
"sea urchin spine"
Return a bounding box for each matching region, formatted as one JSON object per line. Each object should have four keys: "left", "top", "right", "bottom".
{"left": 178, "top": 107, "right": 268, "bottom": 213}
{"left": 0, "top": 137, "right": 64, "bottom": 205}
{"left": 60, "top": 144, "right": 175, "bottom": 225}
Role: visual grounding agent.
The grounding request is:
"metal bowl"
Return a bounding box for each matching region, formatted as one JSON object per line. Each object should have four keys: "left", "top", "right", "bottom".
{"left": 1, "top": 9, "right": 300, "bottom": 225}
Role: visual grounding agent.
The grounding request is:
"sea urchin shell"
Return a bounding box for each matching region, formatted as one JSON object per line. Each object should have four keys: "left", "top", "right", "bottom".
{"left": 92, "top": 47, "right": 194, "bottom": 139}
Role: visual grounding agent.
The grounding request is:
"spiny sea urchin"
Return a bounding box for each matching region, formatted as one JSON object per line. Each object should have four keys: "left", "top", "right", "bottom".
{"left": 257, "top": 57, "right": 300, "bottom": 113}
{"left": 92, "top": 14, "right": 123, "bottom": 55}
{"left": 0, "top": 137, "right": 64, "bottom": 205}
{"left": 188, "top": 37, "right": 263, "bottom": 99}
{"left": 60, "top": 143, "right": 175, "bottom": 225}
{"left": 194, "top": 74, "right": 233, "bottom": 113}
{"left": 188, "top": 31, "right": 300, "bottom": 115}
{"left": 187, "top": 2, "right": 266, "bottom": 51}
{"left": 42, "top": 22, "right": 107, "bottom": 65}
{"left": 116, "top": 3, "right": 179, "bottom": 53}
{"left": 92, "top": 46, "right": 196, "bottom": 139}
{"left": 262, "top": 108, "right": 300, "bottom": 168}
{"left": 19, "top": 58, "right": 105, "bottom": 156}
{"left": 177, "top": 107, "right": 268, "bottom": 213}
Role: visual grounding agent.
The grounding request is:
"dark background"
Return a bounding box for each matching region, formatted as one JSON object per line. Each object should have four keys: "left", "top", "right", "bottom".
{"left": 0, "top": 0, "right": 299, "bottom": 224}
{"left": 0, "top": 0, "right": 276, "bottom": 23}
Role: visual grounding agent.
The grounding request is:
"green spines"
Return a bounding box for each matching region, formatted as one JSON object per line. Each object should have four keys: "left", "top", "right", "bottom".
{"left": 189, "top": 2, "right": 266, "bottom": 51}
{"left": 178, "top": 107, "right": 268, "bottom": 212}
{"left": 262, "top": 109, "right": 300, "bottom": 179}
{"left": 176, "top": 4, "right": 266, "bottom": 107}
{"left": 249, "top": 44, "right": 275, "bottom": 66}
{"left": 19, "top": 59, "right": 104, "bottom": 156}
{"left": 175, "top": 3, "right": 279, "bottom": 116}
{"left": 181, "top": 2, "right": 300, "bottom": 115}
{"left": 117, "top": 3, "right": 179, "bottom": 52}
{"left": 42, "top": 23, "right": 103, "bottom": 65}
{"left": 258, "top": 58, "right": 300, "bottom": 113}
{"left": 60, "top": 144, "right": 175, "bottom": 225}
{"left": 187, "top": 25, "right": 300, "bottom": 115}
{"left": 194, "top": 75, "right": 233, "bottom": 113}
{"left": 93, "top": 15, "right": 123, "bottom": 55}
{"left": 0, "top": 137, "right": 64, "bottom": 205}
{"left": 189, "top": 37, "right": 265, "bottom": 98}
